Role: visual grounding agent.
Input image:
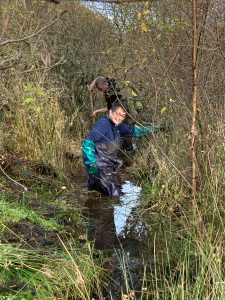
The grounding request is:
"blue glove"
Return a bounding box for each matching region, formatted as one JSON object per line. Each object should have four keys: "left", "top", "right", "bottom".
{"left": 133, "top": 124, "right": 164, "bottom": 137}
{"left": 82, "top": 139, "right": 96, "bottom": 165}
{"left": 88, "top": 163, "right": 99, "bottom": 176}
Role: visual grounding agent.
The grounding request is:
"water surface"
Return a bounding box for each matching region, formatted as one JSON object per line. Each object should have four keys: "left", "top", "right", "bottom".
{"left": 82, "top": 179, "right": 145, "bottom": 250}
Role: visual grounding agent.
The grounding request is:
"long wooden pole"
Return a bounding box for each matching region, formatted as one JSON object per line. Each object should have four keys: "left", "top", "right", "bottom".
{"left": 89, "top": 92, "right": 96, "bottom": 125}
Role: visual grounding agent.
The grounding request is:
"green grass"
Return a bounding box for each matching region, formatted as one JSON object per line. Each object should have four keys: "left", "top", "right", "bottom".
{"left": 0, "top": 243, "right": 104, "bottom": 300}
{"left": 0, "top": 190, "right": 105, "bottom": 300}
{"left": 0, "top": 193, "right": 61, "bottom": 232}
{"left": 133, "top": 181, "right": 225, "bottom": 300}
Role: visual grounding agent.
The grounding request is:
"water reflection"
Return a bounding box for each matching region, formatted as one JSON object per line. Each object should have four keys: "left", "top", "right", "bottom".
{"left": 83, "top": 181, "right": 142, "bottom": 250}
{"left": 114, "top": 181, "right": 142, "bottom": 237}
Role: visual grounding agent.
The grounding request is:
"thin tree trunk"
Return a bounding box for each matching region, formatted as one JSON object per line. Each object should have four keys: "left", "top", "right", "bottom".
{"left": 191, "top": 0, "right": 198, "bottom": 200}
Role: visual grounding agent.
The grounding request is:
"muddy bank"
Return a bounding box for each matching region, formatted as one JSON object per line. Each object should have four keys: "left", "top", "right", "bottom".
{"left": 0, "top": 157, "right": 151, "bottom": 299}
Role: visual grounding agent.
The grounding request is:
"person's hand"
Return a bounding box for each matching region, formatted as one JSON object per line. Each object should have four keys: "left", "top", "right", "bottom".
{"left": 88, "top": 163, "right": 99, "bottom": 176}
{"left": 87, "top": 84, "right": 92, "bottom": 93}
{"left": 90, "top": 111, "right": 97, "bottom": 117}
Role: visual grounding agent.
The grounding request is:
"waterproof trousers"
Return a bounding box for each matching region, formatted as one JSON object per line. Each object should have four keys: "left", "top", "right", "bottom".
{"left": 88, "top": 167, "right": 121, "bottom": 196}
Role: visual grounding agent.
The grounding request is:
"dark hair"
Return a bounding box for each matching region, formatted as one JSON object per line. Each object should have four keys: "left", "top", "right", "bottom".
{"left": 95, "top": 77, "right": 108, "bottom": 87}
{"left": 110, "top": 100, "right": 128, "bottom": 113}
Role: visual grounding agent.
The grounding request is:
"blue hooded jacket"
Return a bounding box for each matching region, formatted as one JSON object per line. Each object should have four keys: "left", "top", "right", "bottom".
{"left": 86, "top": 114, "right": 134, "bottom": 144}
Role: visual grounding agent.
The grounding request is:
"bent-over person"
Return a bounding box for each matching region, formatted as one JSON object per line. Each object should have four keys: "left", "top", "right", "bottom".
{"left": 87, "top": 76, "right": 122, "bottom": 117}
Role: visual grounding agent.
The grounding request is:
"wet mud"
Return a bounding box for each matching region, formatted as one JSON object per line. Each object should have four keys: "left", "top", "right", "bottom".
{"left": 1, "top": 220, "right": 60, "bottom": 249}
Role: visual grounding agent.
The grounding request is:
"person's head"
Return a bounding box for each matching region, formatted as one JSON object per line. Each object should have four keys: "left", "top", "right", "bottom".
{"left": 109, "top": 100, "right": 128, "bottom": 125}
{"left": 95, "top": 77, "right": 109, "bottom": 92}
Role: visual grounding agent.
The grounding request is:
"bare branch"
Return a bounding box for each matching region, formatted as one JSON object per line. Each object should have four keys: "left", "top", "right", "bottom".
{"left": 191, "top": 0, "right": 198, "bottom": 200}
{"left": 216, "top": 21, "right": 225, "bottom": 62}
{"left": 0, "top": 57, "right": 66, "bottom": 78}
{"left": 84, "top": 0, "right": 147, "bottom": 2}
{"left": 146, "top": 48, "right": 180, "bottom": 102}
{"left": 0, "top": 10, "right": 67, "bottom": 47}
{"left": 0, "top": 10, "right": 10, "bottom": 42}
{"left": 0, "top": 53, "right": 22, "bottom": 71}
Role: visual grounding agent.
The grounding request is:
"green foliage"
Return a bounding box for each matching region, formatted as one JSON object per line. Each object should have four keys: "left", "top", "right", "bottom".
{"left": 0, "top": 193, "right": 60, "bottom": 231}
{"left": 0, "top": 188, "right": 102, "bottom": 299}
{"left": 0, "top": 243, "right": 103, "bottom": 300}
{"left": 3, "top": 79, "right": 69, "bottom": 169}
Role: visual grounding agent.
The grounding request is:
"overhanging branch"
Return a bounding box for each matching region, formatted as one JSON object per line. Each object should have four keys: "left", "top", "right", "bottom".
{"left": 0, "top": 10, "right": 67, "bottom": 47}
{"left": 84, "top": 0, "right": 147, "bottom": 3}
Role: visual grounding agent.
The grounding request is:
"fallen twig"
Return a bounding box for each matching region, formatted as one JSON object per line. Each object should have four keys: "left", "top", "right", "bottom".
{"left": 0, "top": 165, "right": 28, "bottom": 191}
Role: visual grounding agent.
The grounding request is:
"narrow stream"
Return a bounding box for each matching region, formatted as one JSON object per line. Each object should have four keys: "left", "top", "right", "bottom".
{"left": 75, "top": 177, "right": 147, "bottom": 298}
{"left": 82, "top": 179, "right": 146, "bottom": 251}
{"left": 79, "top": 178, "right": 149, "bottom": 299}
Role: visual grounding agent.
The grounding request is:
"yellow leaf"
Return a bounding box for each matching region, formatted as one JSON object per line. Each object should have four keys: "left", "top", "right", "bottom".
{"left": 144, "top": 1, "right": 149, "bottom": 6}
{"left": 142, "top": 57, "right": 147, "bottom": 64}
{"left": 35, "top": 106, "right": 41, "bottom": 115}
{"left": 121, "top": 80, "right": 130, "bottom": 86}
{"left": 143, "top": 9, "right": 150, "bottom": 15}
{"left": 161, "top": 106, "right": 167, "bottom": 114}
{"left": 140, "top": 22, "right": 148, "bottom": 33}
{"left": 137, "top": 12, "right": 142, "bottom": 20}
{"left": 131, "top": 90, "right": 137, "bottom": 97}
{"left": 169, "top": 98, "right": 174, "bottom": 103}
{"left": 24, "top": 97, "right": 35, "bottom": 104}
{"left": 101, "top": 50, "right": 109, "bottom": 55}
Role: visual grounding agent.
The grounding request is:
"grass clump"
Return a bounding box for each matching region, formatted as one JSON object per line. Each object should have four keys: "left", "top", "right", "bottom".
{"left": 4, "top": 82, "right": 69, "bottom": 171}
{"left": 0, "top": 243, "right": 104, "bottom": 300}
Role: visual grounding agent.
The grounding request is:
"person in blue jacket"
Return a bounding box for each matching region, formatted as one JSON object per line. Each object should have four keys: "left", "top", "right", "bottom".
{"left": 82, "top": 101, "right": 165, "bottom": 196}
